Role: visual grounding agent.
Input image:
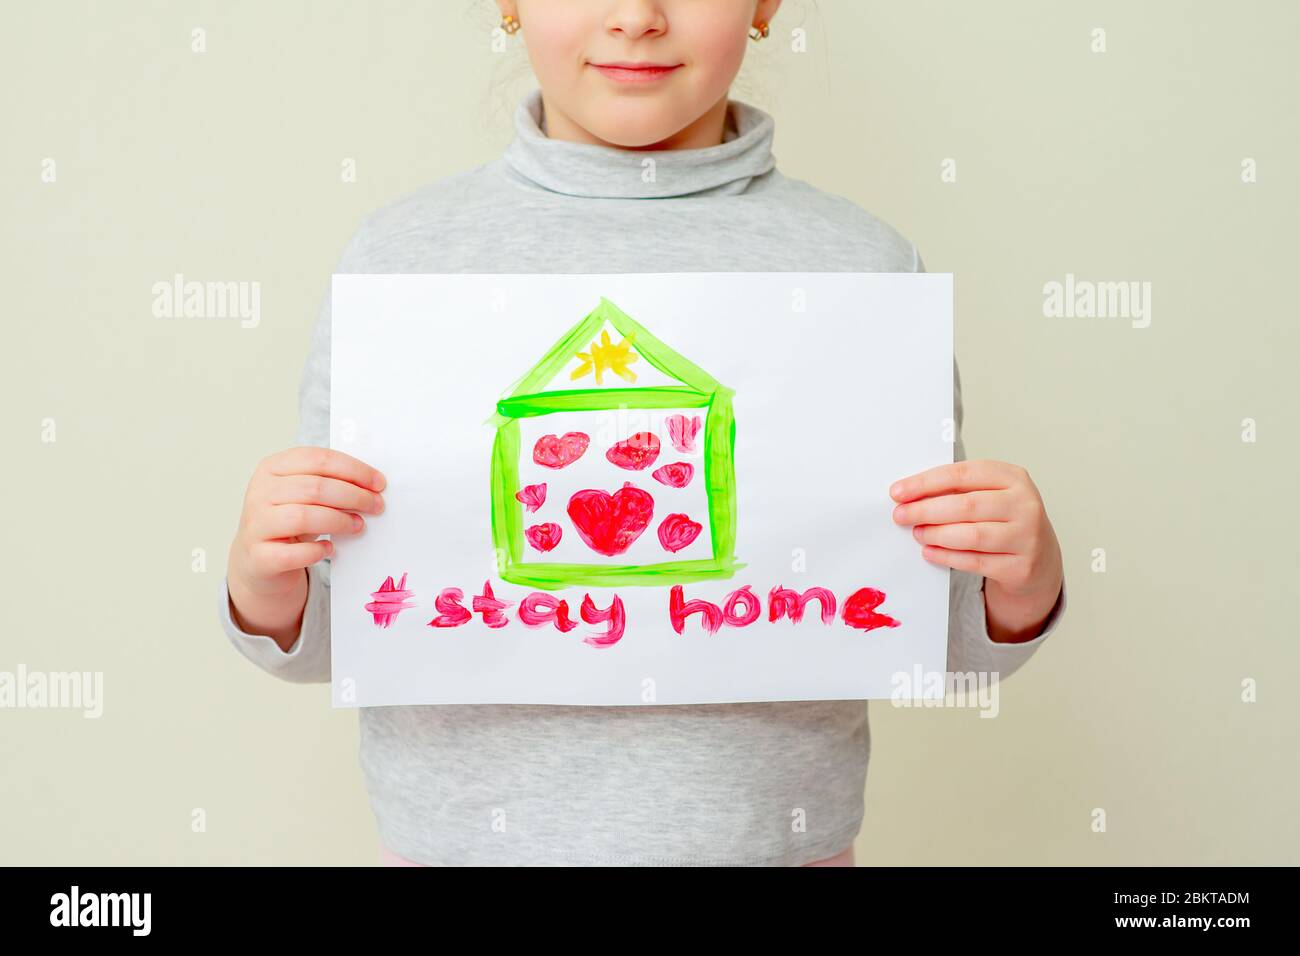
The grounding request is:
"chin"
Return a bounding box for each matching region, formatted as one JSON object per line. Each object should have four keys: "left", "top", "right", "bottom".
{"left": 581, "top": 97, "right": 699, "bottom": 150}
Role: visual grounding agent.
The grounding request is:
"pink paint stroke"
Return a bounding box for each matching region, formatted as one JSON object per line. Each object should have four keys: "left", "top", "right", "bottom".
{"left": 428, "top": 587, "right": 472, "bottom": 628}
{"left": 525, "top": 522, "right": 563, "bottom": 553}
{"left": 533, "top": 432, "right": 589, "bottom": 469}
{"left": 516, "top": 482, "right": 547, "bottom": 512}
{"left": 666, "top": 414, "right": 701, "bottom": 453}
{"left": 365, "top": 572, "right": 416, "bottom": 628}
{"left": 842, "top": 588, "right": 901, "bottom": 631}
{"left": 473, "top": 580, "right": 512, "bottom": 629}
{"left": 651, "top": 461, "right": 693, "bottom": 488}
{"left": 768, "top": 585, "right": 837, "bottom": 625}
{"left": 606, "top": 431, "right": 661, "bottom": 471}
{"left": 519, "top": 593, "right": 578, "bottom": 632}
{"left": 580, "top": 594, "right": 626, "bottom": 648}
{"left": 657, "top": 513, "right": 702, "bottom": 553}
{"left": 669, "top": 585, "right": 722, "bottom": 635}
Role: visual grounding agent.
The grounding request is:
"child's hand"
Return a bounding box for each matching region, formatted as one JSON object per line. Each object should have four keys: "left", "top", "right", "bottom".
{"left": 889, "top": 460, "right": 1063, "bottom": 643}
{"left": 227, "top": 447, "right": 386, "bottom": 646}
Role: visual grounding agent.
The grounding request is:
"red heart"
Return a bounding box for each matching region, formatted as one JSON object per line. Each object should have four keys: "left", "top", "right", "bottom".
{"left": 657, "top": 513, "right": 703, "bottom": 553}
{"left": 652, "top": 462, "right": 694, "bottom": 488}
{"left": 525, "top": 522, "right": 563, "bottom": 553}
{"left": 567, "top": 483, "right": 655, "bottom": 556}
{"left": 533, "top": 432, "right": 590, "bottom": 469}
{"left": 606, "top": 431, "right": 661, "bottom": 471}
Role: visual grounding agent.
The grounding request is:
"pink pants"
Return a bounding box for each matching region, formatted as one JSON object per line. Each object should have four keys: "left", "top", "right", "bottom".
{"left": 380, "top": 842, "right": 854, "bottom": 867}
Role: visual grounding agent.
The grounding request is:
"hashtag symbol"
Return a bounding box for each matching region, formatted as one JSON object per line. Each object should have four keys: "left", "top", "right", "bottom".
{"left": 365, "top": 572, "right": 416, "bottom": 627}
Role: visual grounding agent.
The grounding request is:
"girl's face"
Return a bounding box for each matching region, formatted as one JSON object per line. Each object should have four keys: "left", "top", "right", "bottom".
{"left": 502, "top": 0, "right": 781, "bottom": 149}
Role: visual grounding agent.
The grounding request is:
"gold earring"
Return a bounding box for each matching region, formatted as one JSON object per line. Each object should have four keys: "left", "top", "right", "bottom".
{"left": 501, "top": 14, "right": 521, "bottom": 35}
{"left": 748, "top": 21, "right": 769, "bottom": 41}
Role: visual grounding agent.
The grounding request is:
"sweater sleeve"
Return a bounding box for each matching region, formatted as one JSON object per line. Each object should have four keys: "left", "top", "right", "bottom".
{"left": 913, "top": 245, "right": 1065, "bottom": 681}
{"left": 217, "top": 226, "right": 367, "bottom": 685}
{"left": 946, "top": 358, "right": 1066, "bottom": 680}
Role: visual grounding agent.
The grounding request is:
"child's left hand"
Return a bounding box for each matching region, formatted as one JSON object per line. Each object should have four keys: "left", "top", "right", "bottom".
{"left": 889, "top": 460, "right": 1064, "bottom": 643}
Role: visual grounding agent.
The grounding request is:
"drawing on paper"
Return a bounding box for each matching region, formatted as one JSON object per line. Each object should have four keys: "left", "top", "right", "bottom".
{"left": 488, "top": 297, "right": 740, "bottom": 589}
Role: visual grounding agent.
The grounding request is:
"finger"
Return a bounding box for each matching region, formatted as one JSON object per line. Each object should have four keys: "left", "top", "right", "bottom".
{"left": 255, "top": 503, "right": 365, "bottom": 540}
{"left": 912, "top": 522, "right": 1016, "bottom": 554}
{"left": 893, "top": 490, "right": 1010, "bottom": 527}
{"left": 890, "top": 460, "right": 1014, "bottom": 503}
{"left": 248, "top": 539, "right": 333, "bottom": 577}
{"left": 270, "top": 474, "right": 385, "bottom": 514}
{"left": 263, "top": 447, "right": 386, "bottom": 492}
{"left": 919, "top": 545, "right": 1016, "bottom": 578}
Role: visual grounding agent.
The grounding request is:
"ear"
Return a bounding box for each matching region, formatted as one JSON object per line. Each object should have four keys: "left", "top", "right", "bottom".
{"left": 757, "top": 0, "right": 784, "bottom": 28}
{"left": 496, "top": 0, "right": 518, "bottom": 20}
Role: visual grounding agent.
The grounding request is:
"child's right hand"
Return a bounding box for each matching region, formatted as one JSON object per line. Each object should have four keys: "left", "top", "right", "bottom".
{"left": 226, "top": 447, "right": 386, "bottom": 646}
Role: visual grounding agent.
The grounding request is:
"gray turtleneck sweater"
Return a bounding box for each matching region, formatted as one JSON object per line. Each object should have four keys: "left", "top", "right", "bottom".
{"left": 219, "top": 91, "right": 1063, "bottom": 866}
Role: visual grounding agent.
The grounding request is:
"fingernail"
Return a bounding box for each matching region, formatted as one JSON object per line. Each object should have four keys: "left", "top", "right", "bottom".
{"left": 889, "top": 482, "right": 902, "bottom": 500}
{"left": 353, "top": 514, "right": 364, "bottom": 531}
{"left": 892, "top": 505, "right": 906, "bottom": 523}
{"left": 374, "top": 495, "right": 385, "bottom": 514}
{"left": 912, "top": 526, "right": 922, "bottom": 541}
{"left": 374, "top": 472, "right": 387, "bottom": 491}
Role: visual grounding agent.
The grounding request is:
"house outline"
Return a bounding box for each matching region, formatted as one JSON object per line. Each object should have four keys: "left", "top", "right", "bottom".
{"left": 488, "top": 297, "right": 741, "bottom": 590}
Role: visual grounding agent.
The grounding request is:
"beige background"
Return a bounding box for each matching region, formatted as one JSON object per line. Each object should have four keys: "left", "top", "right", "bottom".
{"left": 2, "top": 0, "right": 1296, "bottom": 865}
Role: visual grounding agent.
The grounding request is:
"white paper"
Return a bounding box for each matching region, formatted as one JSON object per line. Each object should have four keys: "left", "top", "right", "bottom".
{"left": 329, "top": 273, "right": 953, "bottom": 707}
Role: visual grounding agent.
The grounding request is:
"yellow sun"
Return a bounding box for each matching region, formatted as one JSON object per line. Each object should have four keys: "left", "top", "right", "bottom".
{"left": 571, "top": 330, "right": 638, "bottom": 385}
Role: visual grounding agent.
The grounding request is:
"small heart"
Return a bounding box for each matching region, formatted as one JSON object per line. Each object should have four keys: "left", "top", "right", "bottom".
{"left": 567, "top": 483, "right": 655, "bottom": 556}
{"left": 525, "top": 522, "right": 563, "bottom": 553}
{"left": 651, "top": 462, "right": 694, "bottom": 488}
{"left": 516, "top": 483, "right": 547, "bottom": 512}
{"left": 606, "top": 431, "right": 661, "bottom": 471}
{"left": 657, "top": 513, "right": 702, "bottom": 553}
{"left": 533, "top": 432, "right": 590, "bottom": 469}
{"left": 666, "top": 414, "right": 701, "bottom": 453}
{"left": 842, "top": 588, "right": 901, "bottom": 631}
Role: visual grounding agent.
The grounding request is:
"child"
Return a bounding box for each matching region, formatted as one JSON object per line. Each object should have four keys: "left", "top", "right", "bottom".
{"left": 221, "top": 0, "right": 1066, "bottom": 866}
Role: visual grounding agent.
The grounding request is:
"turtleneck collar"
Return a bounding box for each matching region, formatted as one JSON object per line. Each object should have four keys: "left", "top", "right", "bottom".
{"left": 501, "top": 89, "right": 776, "bottom": 199}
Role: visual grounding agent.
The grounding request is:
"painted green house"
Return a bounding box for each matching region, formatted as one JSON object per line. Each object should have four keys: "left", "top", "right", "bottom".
{"left": 489, "top": 297, "right": 740, "bottom": 590}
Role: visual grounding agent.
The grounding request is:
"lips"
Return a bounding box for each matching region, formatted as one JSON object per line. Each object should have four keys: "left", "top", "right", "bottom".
{"left": 589, "top": 62, "right": 682, "bottom": 84}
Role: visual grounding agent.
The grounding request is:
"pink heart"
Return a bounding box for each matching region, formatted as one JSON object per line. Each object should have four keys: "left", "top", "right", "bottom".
{"left": 525, "top": 522, "right": 563, "bottom": 553}
{"left": 567, "top": 483, "right": 655, "bottom": 556}
{"left": 516, "top": 483, "right": 547, "bottom": 512}
{"left": 657, "top": 513, "right": 703, "bottom": 553}
{"left": 533, "top": 432, "right": 590, "bottom": 469}
{"left": 652, "top": 462, "right": 694, "bottom": 488}
{"left": 606, "top": 431, "right": 661, "bottom": 471}
{"left": 666, "top": 414, "right": 701, "bottom": 453}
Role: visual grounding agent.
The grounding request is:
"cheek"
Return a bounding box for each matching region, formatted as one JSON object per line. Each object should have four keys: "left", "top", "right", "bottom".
{"left": 681, "top": 16, "right": 751, "bottom": 95}
{"left": 517, "top": 11, "right": 588, "bottom": 88}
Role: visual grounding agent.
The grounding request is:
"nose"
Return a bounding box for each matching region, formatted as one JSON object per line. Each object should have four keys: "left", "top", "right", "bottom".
{"left": 604, "top": 0, "right": 668, "bottom": 41}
